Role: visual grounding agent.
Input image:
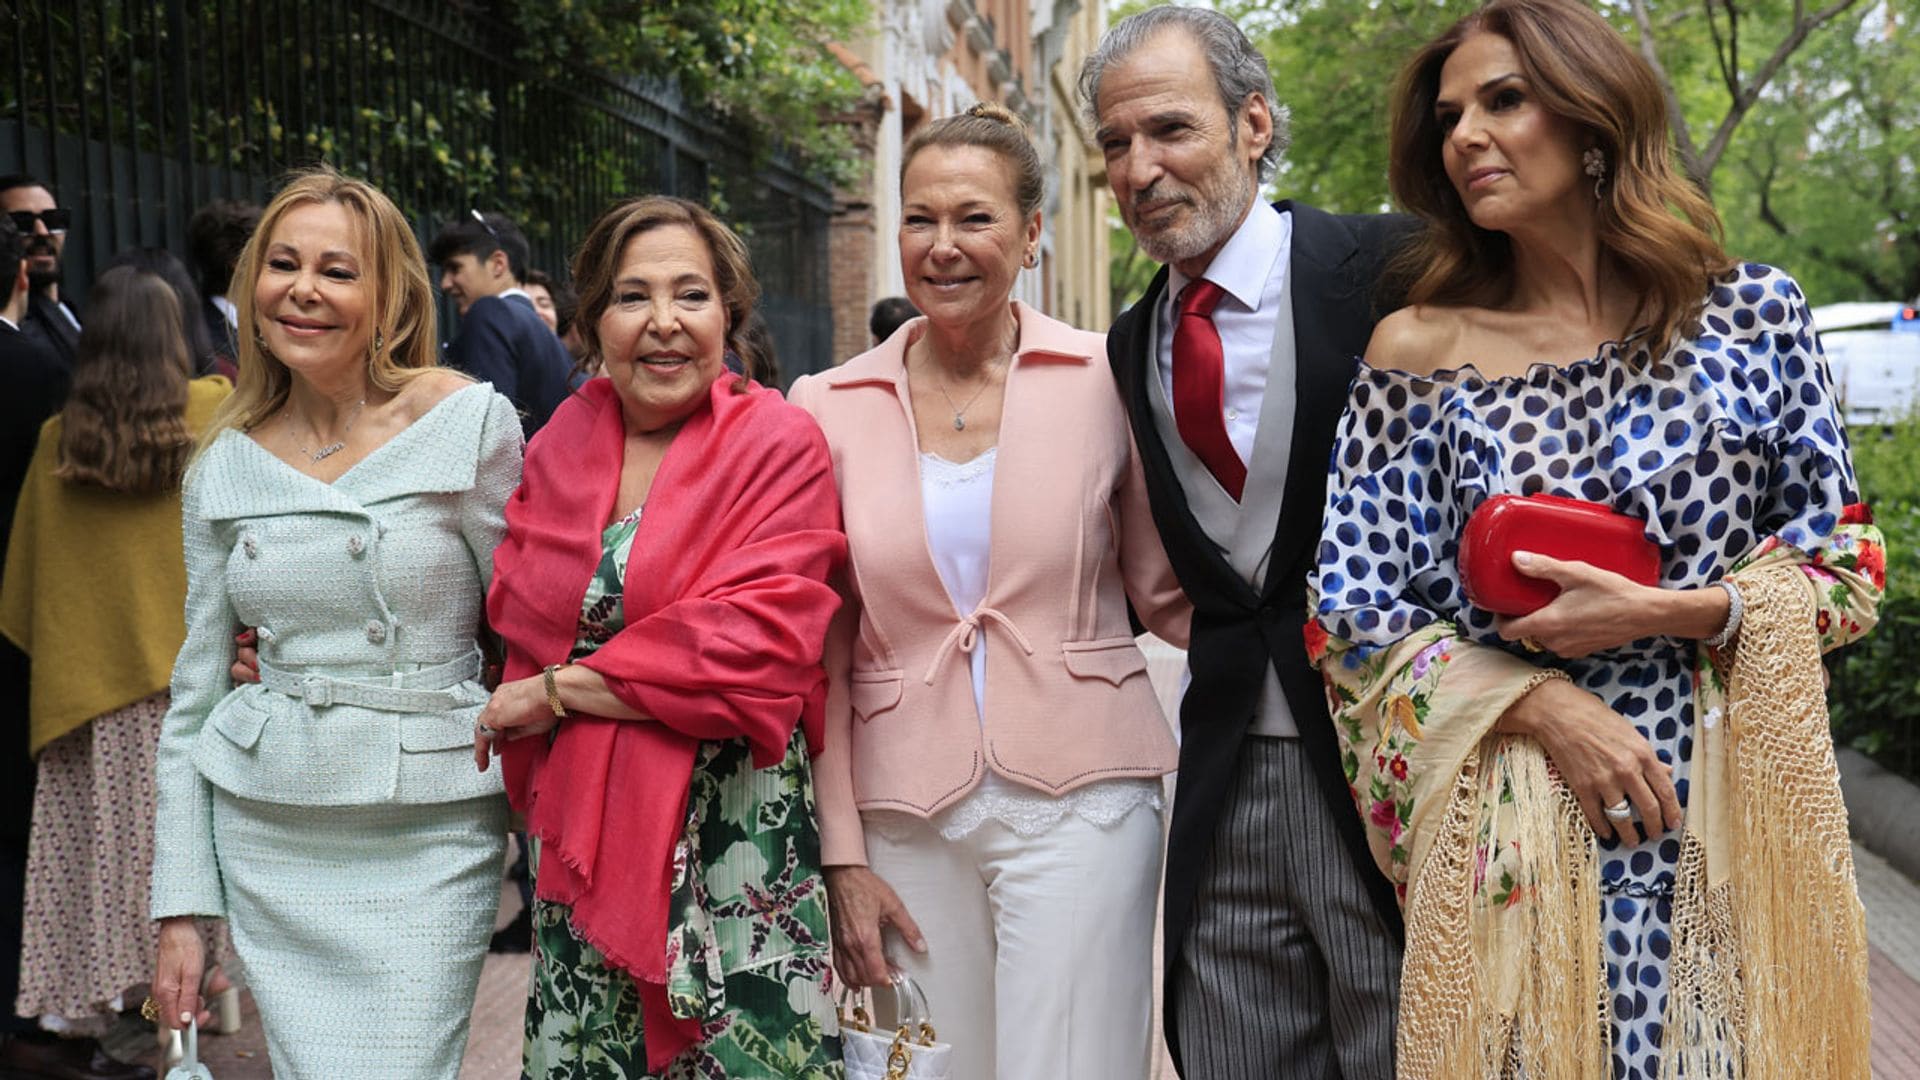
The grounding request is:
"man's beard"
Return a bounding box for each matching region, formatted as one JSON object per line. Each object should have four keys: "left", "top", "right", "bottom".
{"left": 1129, "top": 166, "right": 1257, "bottom": 268}
{"left": 24, "top": 242, "right": 60, "bottom": 292}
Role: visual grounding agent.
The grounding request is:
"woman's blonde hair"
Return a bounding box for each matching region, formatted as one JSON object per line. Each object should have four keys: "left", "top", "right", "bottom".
{"left": 570, "top": 195, "right": 759, "bottom": 388}
{"left": 198, "top": 165, "right": 440, "bottom": 454}
{"left": 1386, "top": 0, "right": 1734, "bottom": 354}
{"left": 55, "top": 265, "right": 194, "bottom": 494}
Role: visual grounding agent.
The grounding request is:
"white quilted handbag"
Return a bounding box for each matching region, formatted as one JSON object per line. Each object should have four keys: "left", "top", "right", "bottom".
{"left": 839, "top": 971, "right": 953, "bottom": 1080}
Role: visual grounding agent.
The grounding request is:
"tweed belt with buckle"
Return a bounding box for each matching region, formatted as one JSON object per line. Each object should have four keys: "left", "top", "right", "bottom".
{"left": 256, "top": 650, "right": 482, "bottom": 712}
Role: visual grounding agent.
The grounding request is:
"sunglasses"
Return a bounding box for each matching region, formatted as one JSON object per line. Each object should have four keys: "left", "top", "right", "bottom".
{"left": 8, "top": 208, "right": 71, "bottom": 234}
{"left": 470, "top": 209, "right": 500, "bottom": 244}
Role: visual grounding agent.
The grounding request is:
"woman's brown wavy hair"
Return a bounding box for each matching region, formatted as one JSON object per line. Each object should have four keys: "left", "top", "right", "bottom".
{"left": 1386, "top": 0, "right": 1734, "bottom": 354}
{"left": 570, "top": 195, "right": 760, "bottom": 391}
{"left": 54, "top": 265, "right": 194, "bottom": 494}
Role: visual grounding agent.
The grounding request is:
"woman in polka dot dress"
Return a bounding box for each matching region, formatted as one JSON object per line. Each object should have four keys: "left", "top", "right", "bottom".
{"left": 1305, "top": 2, "right": 1885, "bottom": 1077}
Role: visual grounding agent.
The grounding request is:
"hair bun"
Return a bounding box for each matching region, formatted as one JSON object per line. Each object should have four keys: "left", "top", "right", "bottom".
{"left": 964, "top": 101, "right": 1027, "bottom": 132}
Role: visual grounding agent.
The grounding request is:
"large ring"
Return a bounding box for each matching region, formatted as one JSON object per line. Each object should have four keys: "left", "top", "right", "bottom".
{"left": 140, "top": 996, "right": 159, "bottom": 1023}
{"left": 1603, "top": 800, "right": 1633, "bottom": 821}
{"left": 1520, "top": 637, "right": 1545, "bottom": 653}
{"left": 475, "top": 721, "right": 496, "bottom": 739}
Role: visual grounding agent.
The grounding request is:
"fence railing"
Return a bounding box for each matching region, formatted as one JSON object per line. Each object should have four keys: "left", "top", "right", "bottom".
{"left": 1, "top": 0, "right": 836, "bottom": 379}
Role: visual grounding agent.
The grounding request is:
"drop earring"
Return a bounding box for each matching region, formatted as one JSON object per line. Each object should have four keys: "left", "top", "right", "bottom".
{"left": 1582, "top": 147, "right": 1608, "bottom": 201}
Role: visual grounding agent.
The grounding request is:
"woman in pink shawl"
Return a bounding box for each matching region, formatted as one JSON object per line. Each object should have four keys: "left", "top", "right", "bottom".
{"left": 476, "top": 195, "right": 847, "bottom": 1078}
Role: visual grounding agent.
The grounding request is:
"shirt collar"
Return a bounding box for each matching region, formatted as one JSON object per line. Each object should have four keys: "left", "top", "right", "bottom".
{"left": 498, "top": 286, "right": 532, "bottom": 305}
{"left": 0, "top": 315, "right": 16, "bottom": 332}
{"left": 210, "top": 295, "right": 237, "bottom": 327}
{"left": 1167, "top": 200, "right": 1286, "bottom": 312}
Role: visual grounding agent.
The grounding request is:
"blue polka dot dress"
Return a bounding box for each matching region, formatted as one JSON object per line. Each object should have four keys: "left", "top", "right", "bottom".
{"left": 1312, "top": 264, "right": 1860, "bottom": 1079}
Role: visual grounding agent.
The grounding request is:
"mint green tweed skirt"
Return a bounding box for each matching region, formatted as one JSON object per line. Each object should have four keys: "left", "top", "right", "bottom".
{"left": 211, "top": 789, "right": 508, "bottom": 1079}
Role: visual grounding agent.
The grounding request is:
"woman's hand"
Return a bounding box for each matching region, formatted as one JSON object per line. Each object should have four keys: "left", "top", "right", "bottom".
{"left": 472, "top": 673, "right": 560, "bottom": 771}
{"left": 1497, "top": 675, "right": 1683, "bottom": 842}
{"left": 1495, "top": 552, "right": 1726, "bottom": 658}
{"left": 824, "top": 866, "right": 926, "bottom": 989}
{"left": 152, "top": 917, "right": 208, "bottom": 1031}
{"left": 229, "top": 628, "right": 260, "bottom": 685}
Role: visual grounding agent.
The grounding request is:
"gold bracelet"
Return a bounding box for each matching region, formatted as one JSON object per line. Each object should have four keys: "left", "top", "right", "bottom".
{"left": 543, "top": 664, "right": 569, "bottom": 719}
{"left": 1518, "top": 667, "right": 1573, "bottom": 700}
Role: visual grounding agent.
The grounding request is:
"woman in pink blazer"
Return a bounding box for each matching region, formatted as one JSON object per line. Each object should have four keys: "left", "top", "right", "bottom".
{"left": 787, "top": 104, "right": 1191, "bottom": 1080}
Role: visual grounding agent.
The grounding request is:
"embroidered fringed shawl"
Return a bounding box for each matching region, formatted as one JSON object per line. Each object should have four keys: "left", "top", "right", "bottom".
{"left": 1312, "top": 514, "right": 1882, "bottom": 1078}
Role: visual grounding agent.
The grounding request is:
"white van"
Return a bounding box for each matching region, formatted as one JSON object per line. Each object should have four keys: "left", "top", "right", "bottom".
{"left": 1810, "top": 302, "right": 1920, "bottom": 428}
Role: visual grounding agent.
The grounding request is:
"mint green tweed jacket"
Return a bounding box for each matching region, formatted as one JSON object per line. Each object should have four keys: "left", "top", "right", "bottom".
{"left": 151, "top": 384, "right": 523, "bottom": 919}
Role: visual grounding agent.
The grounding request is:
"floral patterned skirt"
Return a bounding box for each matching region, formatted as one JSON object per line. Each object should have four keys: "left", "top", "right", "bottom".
{"left": 17, "top": 693, "right": 229, "bottom": 1023}
{"left": 522, "top": 731, "right": 841, "bottom": 1080}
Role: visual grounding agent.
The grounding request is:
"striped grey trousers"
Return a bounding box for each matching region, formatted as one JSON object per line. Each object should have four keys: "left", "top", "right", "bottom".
{"left": 1174, "top": 737, "right": 1401, "bottom": 1079}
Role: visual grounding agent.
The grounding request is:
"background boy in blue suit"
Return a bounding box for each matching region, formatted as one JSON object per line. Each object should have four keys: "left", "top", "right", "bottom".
{"left": 430, "top": 211, "right": 573, "bottom": 435}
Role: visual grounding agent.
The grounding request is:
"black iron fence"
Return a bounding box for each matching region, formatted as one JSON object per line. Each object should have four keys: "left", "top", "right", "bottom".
{"left": 0, "top": 0, "right": 836, "bottom": 380}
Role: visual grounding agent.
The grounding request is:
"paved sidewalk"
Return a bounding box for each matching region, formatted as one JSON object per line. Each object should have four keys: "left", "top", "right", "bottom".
{"left": 174, "top": 841, "right": 1920, "bottom": 1079}
{"left": 1862, "top": 842, "right": 1920, "bottom": 1079}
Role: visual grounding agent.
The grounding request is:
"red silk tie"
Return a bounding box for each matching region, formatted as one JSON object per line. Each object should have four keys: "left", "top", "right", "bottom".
{"left": 1172, "top": 280, "right": 1246, "bottom": 500}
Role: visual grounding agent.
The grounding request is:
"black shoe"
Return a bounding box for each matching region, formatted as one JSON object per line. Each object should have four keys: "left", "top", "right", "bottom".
{"left": 0, "top": 1032, "right": 157, "bottom": 1080}
{"left": 489, "top": 905, "right": 533, "bottom": 953}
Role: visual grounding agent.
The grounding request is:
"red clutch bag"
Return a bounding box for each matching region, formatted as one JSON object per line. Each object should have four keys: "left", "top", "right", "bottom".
{"left": 1458, "top": 494, "right": 1663, "bottom": 616}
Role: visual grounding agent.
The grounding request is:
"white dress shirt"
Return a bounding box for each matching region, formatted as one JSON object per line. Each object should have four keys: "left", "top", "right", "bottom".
{"left": 1154, "top": 202, "right": 1293, "bottom": 466}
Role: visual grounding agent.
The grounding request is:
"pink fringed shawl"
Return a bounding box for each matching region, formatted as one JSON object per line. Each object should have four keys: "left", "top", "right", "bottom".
{"left": 487, "top": 375, "right": 845, "bottom": 1067}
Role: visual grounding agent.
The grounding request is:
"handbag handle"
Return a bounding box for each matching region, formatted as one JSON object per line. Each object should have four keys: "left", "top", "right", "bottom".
{"left": 837, "top": 970, "right": 940, "bottom": 1046}
{"left": 885, "top": 970, "right": 933, "bottom": 1031}
{"left": 882, "top": 972, "right": 931, "bottom": 1080}
{"left": 164, "top": 1017, "right": 215, "bottom": 1080}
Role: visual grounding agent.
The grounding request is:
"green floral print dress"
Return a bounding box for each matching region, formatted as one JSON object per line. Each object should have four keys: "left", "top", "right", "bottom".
{"left": 523, "top": 507, "right": 842, "bottom": 1080}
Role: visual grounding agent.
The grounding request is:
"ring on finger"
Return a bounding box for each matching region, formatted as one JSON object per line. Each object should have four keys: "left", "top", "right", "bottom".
{"left": 1520, "top": 637, "right": 1545, "bottom": 653}
{"left": 1603, "top": 799, "right": 1633, "bottom": 821}
{"left": 475, "top": 721, "right": 496, "bottom": 739}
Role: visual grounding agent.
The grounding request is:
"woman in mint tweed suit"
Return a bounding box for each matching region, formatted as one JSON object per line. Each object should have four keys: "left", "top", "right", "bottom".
{"left": 148, "top": 168, "right": 521, "bottom": 1078}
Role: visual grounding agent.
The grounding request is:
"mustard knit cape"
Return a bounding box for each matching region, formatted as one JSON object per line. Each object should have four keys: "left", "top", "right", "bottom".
{"left": 1313, "top": 518, "right": 1884, "bottom": 1079}
{"left": 1, "top": 376, "right": 230, "bottom": 755}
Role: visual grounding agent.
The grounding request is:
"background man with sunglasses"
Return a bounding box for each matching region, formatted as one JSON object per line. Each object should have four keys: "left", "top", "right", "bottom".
{"left": 428, "top": 209, "right": 572, "bottom": 436}
{"left": 0, "top": 176, "right": 81, "bottom": 370}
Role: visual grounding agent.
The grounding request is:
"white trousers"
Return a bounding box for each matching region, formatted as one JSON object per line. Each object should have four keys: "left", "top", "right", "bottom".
{"left": 863, "top": 802, "right": 1164, "bottom": 1080}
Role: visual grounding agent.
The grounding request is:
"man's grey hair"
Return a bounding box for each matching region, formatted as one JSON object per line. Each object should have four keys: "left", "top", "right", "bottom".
{"left": 1077, "top": 5, "right": 1291, "bottom": 185}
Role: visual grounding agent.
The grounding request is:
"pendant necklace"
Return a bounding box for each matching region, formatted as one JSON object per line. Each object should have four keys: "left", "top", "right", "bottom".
{"left": 287, "top": 398, "right": 367, "bottom": 462}
{"left": 934, "top": 359, "right": 1002, "bottom": 431}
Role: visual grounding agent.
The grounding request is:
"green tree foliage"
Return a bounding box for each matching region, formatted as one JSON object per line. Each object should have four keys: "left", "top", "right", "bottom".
{"left": 1709, "top": 3, "right": 1920, "bottom": 304}
{"left": 1828, "top": 416, "right": 1920, "bottom": 778}
{"left": 502, "top": 0, "right": 869, "bottom": 184}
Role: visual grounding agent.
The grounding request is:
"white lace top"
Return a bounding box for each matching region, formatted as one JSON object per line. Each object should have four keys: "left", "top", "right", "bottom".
{"left": 918, "top": 450, "right": 1162, "bottom": 841}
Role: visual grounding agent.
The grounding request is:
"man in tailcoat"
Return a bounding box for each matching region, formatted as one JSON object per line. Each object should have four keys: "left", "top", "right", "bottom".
{"left": 1081, "top": 7, "right": 1410, "bottom": 1077}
